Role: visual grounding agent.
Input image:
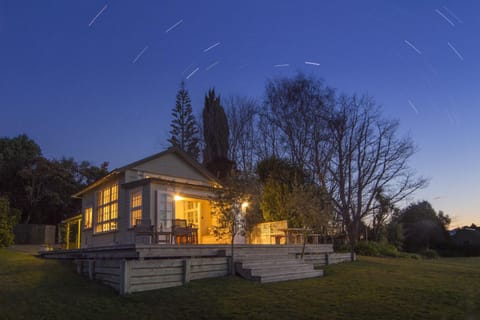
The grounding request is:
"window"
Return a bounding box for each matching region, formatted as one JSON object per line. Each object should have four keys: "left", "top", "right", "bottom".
{"left": 130, "top": 190, "right": 142, "bottom": 227}
{"left": 95, "top": 184, "right": 118, "bottom": 233}
{"left": 84, "top": 207, "right": 93, "bottom": 229}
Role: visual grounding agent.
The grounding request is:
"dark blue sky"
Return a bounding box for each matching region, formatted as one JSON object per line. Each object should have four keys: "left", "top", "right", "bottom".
{"left": 1, "top": 1, "right": 479, "bottom": 226}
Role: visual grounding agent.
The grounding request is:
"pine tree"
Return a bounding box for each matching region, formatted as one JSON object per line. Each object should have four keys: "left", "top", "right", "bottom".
{"left": 168, "top": 81, "right": 200, "bottom": 160}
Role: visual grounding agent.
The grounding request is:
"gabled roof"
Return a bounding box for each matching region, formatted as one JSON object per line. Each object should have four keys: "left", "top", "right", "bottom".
{"left": 73, "top": 147, "right": 221, "bottom": 198}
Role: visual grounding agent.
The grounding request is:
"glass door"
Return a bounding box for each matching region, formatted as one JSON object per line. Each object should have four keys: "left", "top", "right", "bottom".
{"left": 184, "top": 201, "right": 200, "bottom": 228}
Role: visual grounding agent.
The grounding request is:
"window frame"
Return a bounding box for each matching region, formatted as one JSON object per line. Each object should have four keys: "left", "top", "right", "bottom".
{"left": 94, "top": 183, "right": 119, "bottom": 234}
{"left": 130, "top": 189, "right": 143, "bottom": 227}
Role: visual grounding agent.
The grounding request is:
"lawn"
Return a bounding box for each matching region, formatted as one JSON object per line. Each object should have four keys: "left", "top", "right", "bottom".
{"left": 0, "top": 249, "right": 479, "bottom": 319}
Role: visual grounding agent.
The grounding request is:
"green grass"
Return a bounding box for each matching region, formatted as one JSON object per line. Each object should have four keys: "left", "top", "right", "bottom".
{"left": 1, "top": 249, "right": 479, "bottom": 319}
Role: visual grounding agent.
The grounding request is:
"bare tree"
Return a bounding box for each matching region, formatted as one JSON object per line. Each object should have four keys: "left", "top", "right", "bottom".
{"left": 262, "top": 73, "right": 334, "bottom": 170}
{"left": 255, "top": 112, "right": 283, "bottom": 161}
{"left": 225, "top": 96, "right": 259, "bottom": 174}
{"left": 317, "top": 95, "right": 427, "bottom": 245}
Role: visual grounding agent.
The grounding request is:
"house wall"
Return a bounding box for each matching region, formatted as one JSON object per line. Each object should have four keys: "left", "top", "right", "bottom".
{"left": 117, "top": 179, "right": 129, "bottom": 245}
{"left": 81, "top": 191, "right": 94, "bottom": 248}
{"left": 128, "top": 153, "right": 208, "bottom": 183}
{"left": 81, "top": 174, "right": 127, "bottom": 248}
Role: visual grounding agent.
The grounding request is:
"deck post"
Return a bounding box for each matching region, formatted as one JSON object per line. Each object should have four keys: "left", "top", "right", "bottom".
{"left": 75, "top": 260, "right": 82, "bottom": 273}
{"left": 227, "top": 256, "right": 233, "bottom": 275}
{"left": 325, "top": 253, "right": 329, "bottom": 265}
{"left": 183, "top": 258, "right": 191, "bottom": 284}
{"left": 88, "top": 260, "right": 95, "bottom": 280}
{"left": 120, "top": 259, "right": 130, "bottom": 295}
{"left": 66, "top": 223, "right": 70, "bottom": 249}
{"left": 76, "top": 219, "right": 81, "bottom": 249}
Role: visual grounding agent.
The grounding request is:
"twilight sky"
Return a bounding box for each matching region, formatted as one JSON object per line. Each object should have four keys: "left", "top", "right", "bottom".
{"left": 1, "top": 1, "right": 479, "bottom": 227}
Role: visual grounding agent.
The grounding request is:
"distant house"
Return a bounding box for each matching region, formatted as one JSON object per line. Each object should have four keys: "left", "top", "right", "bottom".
{"left": 450, "top": 227, "right": 480, "bottom": 246}
{"left": 73, "top": 147, "right": 230, "bottom": 248}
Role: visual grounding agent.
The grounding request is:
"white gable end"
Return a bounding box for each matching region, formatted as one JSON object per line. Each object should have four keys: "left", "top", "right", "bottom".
{"left": 130, "top": 153, "right": 212, "bottom": 184}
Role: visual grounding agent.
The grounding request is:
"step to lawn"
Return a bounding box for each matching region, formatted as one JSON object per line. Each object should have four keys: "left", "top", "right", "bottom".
{"left": 241, "top": 259, "right": 304, "bottom": 269}
{"left": 235, "top": 252, "right": 323, "bottom": 283}
{"left": 250, "top": 264, "right": 314, "bottom": 277}
{"left": 261, "top": 270, "right": 324, "bottom": 283}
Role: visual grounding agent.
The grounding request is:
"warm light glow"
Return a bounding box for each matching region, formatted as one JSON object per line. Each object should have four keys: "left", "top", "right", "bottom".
{"left": 174, "top": 195, "right": 185, "bottom": 201}
{"left": 241, "top": 202, "right": 249, "bottom": 209}
{"left": 95, "top": 183, "right": 118, "bottom": 233}
{"left": 130, "top": 190, "right": 142, "bottom": 227}
{"left": 84, "top": 207, "right": 93, "bottom": 229}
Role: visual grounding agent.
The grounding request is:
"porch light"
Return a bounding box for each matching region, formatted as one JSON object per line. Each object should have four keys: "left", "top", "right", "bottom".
{"left": 174, "top": 195, "right": 184, "bottom": 201}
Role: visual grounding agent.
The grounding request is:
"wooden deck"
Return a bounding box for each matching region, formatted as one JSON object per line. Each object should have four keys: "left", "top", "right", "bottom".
{"left": 41, "top": 243, "right": 335, "bottom": 260}
{"left": 42, "top": 244, "right": 355, "bottom": 294}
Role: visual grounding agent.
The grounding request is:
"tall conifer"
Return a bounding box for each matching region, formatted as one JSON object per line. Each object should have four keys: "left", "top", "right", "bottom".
{"left": 168, "top": 81, "right": 200, "bottom": 160}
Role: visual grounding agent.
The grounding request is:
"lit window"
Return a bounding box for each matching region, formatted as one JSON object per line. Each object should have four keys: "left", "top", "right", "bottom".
{"left": 84, "top": 207, "right": 93, "bottom": 229}
{"left": 95, "top": 184, "right": 119, "bottom": 233}
{"left": 130, "top": 190, "right": 142, "bottom": 227}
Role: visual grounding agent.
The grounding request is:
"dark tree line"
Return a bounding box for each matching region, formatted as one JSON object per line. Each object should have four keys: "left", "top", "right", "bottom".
{"left": 0, "top": 134, "right": 108, "bottom": 225}
{"left": 389, "top": 201, "right": 451, "bottom": 253}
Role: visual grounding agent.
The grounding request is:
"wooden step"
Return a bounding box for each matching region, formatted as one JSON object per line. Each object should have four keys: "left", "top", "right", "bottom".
{"left": 260, "top": 270, "right": 324, "bottom": 283}
{"left": 235, "top": 253, "right": 294, "bottom": 262}
{"left": 250, "top": 264, "right": 314, "bottom": 277}
{"left": 241, "top": 259, "right": 303, "bottom": 269}
{"left": 235, "top": 251, "right": 324, "bottom": 284}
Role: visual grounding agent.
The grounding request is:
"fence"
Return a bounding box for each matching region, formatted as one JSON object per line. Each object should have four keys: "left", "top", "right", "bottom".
{"left": 14, "top": 224, "right": 56, "bottom": 244}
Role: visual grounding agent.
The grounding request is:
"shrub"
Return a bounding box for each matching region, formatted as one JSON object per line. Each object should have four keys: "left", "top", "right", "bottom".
{"left": 356, "top": 241, "right": 398, "bottom": 257}
{"left": 338, "top": 241, "right": 429, "bottom": 259}
{"left": 0, "top": 197, "right": 21, "bottom": 247}
{"left": 334, "top": 244, "right": 353, "bottom": 253}
{"left": 355, "top": 241, "right": 380, "bottom": 256}
{"left": 420, "top": 249, "right": 439, "bottom": 259}
{"left": 353, "top": 241, "right": 420, "bottom": 258}
{"left": 377, "top": 243, "right": 400, "bottom": 257}
{"left": 397, "top": 252, "right": 421, "bottom": 259}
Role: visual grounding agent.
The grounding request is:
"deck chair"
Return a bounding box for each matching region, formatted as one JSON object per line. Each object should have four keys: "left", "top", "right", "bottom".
{"left": 171, "top": 219, "right": 192, "bottom": 244}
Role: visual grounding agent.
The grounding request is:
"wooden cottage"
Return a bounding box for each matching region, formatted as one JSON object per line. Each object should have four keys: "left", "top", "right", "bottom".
{"left": 73, "top": 147, "right": 228, "bottom": 248}
{"left": 46, "top": 147, "right": 353, "bottom": 294}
